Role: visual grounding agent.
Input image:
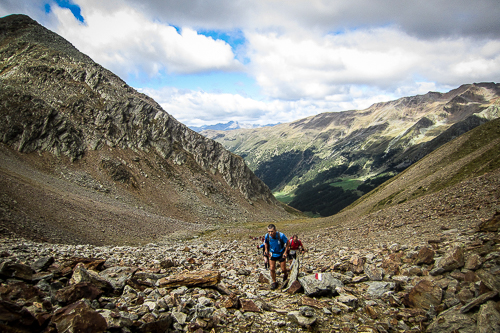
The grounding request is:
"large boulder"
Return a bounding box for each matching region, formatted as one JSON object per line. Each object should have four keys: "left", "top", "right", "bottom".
{"left": 298, "top": 273, "right": 343, "bottom": 297}
{"left": 464, "top": 253, "right": 483, "bottom": 270}
{"left": 99, "top": 266, "right": 138, "bottom": 291}
{"left": 0, "top": 300, "right": 41, "bottom": 332}
{"left": 365, "top": 281, "right": 395, "bottom": 298}
{"left": 477, "top": 301, "right": 500, "bottom": 333}
{"left": 0, "top": 281, "right": 45, "bottom": 302}
{"left": 427, "top": 305, "right": 476, "bottom": 333}
{"left": 69, "top": 263, "right": 113, "bottom": 293}
{"left": 475, "top": 269, "right": 500, "bottom": 293}
{"left": 50, "top": 299, "right": 107, "bottom": 333}
{"left": 403, "top": 279, "right": 442, "bottom": 310}
{"left": 0, "top": 261, "right": 34, "bottom": 281}
{"left": 31, "top": 256, "right": 55, "bottom": 272}
{"left": 287, "top": 280, "right": 304, "bottom": 295}
{"left": 430, "top": 246, "right": 465, "bottom": 275}
{"left": 55, "top": 282, "right": 103, "bottom": 305}
{"left": 414, "top": 247, "right": 435, "bottom": 265}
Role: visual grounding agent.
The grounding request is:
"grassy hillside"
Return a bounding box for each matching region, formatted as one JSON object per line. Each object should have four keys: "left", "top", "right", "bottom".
{"left": 343, "top": 116, "right": 500, "bottom": 217}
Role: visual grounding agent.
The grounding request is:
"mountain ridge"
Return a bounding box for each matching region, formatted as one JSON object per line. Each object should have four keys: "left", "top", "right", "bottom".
{"left": 0, "top": 14, "right": 296, "bottom": 245}
{"left": 189, "top": 120, "right": 279, "bottom": 133}
{"left": 339, "top": 116, "right": 500, "bottom": 220}
{"left": 203, "top": 82, "right": 500, "bottom": 216}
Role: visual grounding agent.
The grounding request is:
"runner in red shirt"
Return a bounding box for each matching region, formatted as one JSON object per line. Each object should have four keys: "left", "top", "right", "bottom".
{"left": 287, "top": 234, "right": 306, "bottom": 260}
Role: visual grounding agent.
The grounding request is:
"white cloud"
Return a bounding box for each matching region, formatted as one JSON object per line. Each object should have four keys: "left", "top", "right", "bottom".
{"left": 50, "top": 0, "right": 242, "bottom": 79}
{"left": 246, "top": 27, "right": 500, "bottom": 101}
{"left": 139, "top": 86, "right": 407, "bottom": 127}
{"left": 140, "top": 87, "right": 270, "bottom": 126}
{"left": 120, "top": 0, "right": 500, "bottom": 39}
{"left": 2, "top": 0, "right": 500, "bottom": 127}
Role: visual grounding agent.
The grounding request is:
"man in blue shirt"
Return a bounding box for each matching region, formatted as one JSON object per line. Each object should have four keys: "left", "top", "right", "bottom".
{"left": 264, "top": 224, "right": 289, "bottom": 289}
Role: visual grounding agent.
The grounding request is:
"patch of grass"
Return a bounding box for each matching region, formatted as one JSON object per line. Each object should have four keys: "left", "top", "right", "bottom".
{"left": 301, "top": 211, "right": 322, "bottom": 218}
{"left": 371, "top": 189, "right": 403, "bottom": 213}
{"left": 330, "top": 178, "right": 363, "bottom": 191}
{"left": 274, "top": 191, "right": 294, "bottom": 204}
{"left": 342, "top": 172, "right": 399, "bottom": 210}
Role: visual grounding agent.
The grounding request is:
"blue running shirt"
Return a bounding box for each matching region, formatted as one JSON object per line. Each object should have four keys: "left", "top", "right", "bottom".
{"left": 265, "top": 232, "right": 288, "bottom": 258}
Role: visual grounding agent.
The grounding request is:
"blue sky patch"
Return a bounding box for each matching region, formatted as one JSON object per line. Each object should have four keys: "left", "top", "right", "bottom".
{"left": 128, "top": 71, "right": 260, "bottom": 98}
{"left": 198, "top": 29, "right": 246, "bottom": 51}
{"left": 45, "top": 0, "right": 85, "bottom": 23}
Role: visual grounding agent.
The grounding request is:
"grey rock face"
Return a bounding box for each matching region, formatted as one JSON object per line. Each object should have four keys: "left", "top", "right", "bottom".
{"left": 365, "top": 281, "right": 395, "bottom": 298}
{"left": 298, "top": 273, "right": 343, "bottom": 297}
{"left": 0, "top": 15, "right": 274, "bottom": 203}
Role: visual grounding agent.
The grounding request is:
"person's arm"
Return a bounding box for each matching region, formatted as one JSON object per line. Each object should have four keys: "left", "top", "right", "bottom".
{"left": 283, "top": 236, "right": 290, "bottom": 257}
{"left": 264, "top": 238, "right": 269, "bottom": 256}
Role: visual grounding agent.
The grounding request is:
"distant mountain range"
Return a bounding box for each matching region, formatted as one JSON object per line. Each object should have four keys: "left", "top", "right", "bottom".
{"left": 190, "top": 121, "right": 279, "bottom": 132}
{"left": 333, "top": 115, "right": 500, "bottom": 223}
{"left": 203, "top": 83, "right": 500, "bottom": 217}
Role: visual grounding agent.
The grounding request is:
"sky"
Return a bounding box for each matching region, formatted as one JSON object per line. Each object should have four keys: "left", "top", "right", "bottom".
{"left": 1, "top": 1, "right": 500, "bottom": 128}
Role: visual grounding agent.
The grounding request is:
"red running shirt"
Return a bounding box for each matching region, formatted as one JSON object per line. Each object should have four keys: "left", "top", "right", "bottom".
{"left": 290, "top": 239, "right": 303, "bottom": 250}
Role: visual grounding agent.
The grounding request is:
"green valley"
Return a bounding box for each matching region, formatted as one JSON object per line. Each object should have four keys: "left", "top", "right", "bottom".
{"left": 203, "top": 83, "right": 500, "bottom": 216}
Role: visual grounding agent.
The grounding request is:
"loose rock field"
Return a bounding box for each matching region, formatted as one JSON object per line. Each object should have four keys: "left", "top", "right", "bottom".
{"left": 1, "top": 212, "right": 499, "bottom": 332}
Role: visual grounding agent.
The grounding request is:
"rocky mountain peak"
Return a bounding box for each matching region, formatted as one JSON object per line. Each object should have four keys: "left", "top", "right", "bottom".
{"left": 0, "top": 14, "right": 295, "bottom": 244}
{"left": 0, "top": 14, "right": 93, "bottom": 63}
{"left": 0, "top": 14, "right": 272, "bottom": 202}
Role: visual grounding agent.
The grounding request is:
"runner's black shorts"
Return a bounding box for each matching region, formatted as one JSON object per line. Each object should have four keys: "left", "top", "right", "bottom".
{"left": 269, "top": 255, "right": 285, "bottom": 263}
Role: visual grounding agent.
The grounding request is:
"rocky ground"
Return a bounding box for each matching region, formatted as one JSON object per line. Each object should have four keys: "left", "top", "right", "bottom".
{"left": 1, "top": 158, "right": 499, "bottom": 333}
{"left": 1, "top": 207, "right": 499, "bottom": 333}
